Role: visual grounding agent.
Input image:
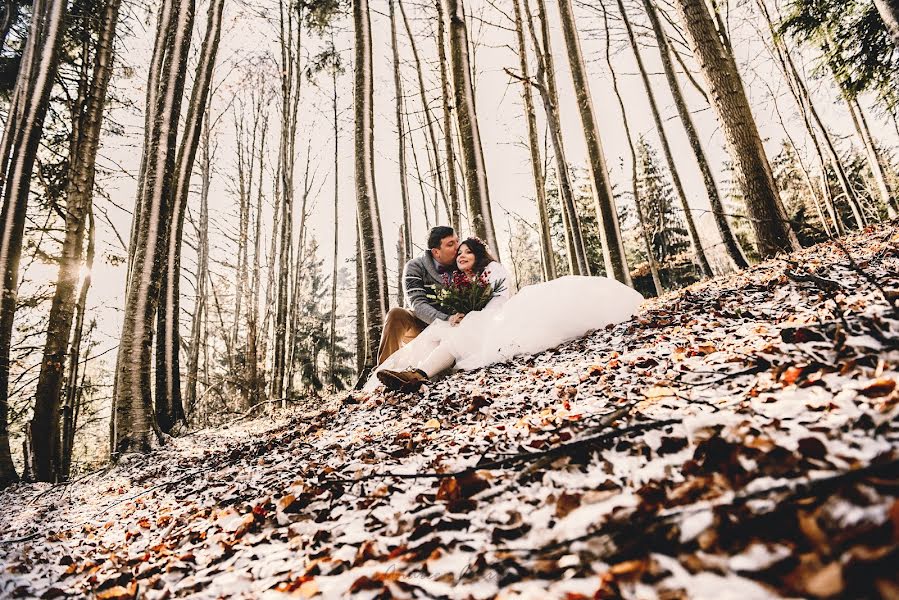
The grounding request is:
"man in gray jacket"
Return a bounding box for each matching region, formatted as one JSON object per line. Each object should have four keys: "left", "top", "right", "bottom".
{"left": 376, "top": 226, "right": 464, "bottom": 366}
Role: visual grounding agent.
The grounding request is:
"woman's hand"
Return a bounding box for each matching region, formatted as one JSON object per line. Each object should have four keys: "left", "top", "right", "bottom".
{"left": 449, "top": 313, "right": 465, "bottom": 326}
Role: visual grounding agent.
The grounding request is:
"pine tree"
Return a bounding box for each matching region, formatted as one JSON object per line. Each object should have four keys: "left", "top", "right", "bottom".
{"left": 292, "top": 240, "right": 354, "bottom": 394}
{"left": 772, "top": 142, "right": 831, "bottom": 246}
{"left": 636, "top": 138, "right": 694, "bottom": 288}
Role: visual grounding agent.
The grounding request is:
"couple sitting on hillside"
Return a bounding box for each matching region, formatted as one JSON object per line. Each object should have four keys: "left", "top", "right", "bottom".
{"left": 366, "top": 226, "right": 644, "bottom": 393}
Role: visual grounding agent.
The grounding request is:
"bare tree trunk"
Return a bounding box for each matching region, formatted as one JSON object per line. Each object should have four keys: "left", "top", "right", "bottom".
{"left": 354, "top": 0, "right": 389, "bottom": 371}
{"left": 555, "top": 0, "right": 631, "bottom": 282}
{"left": 156, "top": 0, "right": 224, "bottom": 433}
{"left": 112, "top": 0, "right": 194, "bottom": 457}
{"left": 272, "top": 158, "right": 292, "bottom": 404}
{"left": 272, "top": 0, "right": 303, "bottom": 404}
{"left": 285, "top": 151, "right": 314, "bottom": 400}
{"left": 396, "top": 226, "right": 405, "bottom": 307}
{"left": 762, "top": 58, "right": 835, "bottom": 239}
{"left": 754, "top": 0, "right": 865, "bottom": 230}
{"left": 510, "top": 0, "right": 554, "bottom": 282}
{"left": 185, "top": 120, "right": 212, "bottom": 416}
{"left": 407, "top": 108, "right": 434, "bottom": 228}
{"left": 599, "top": 2, "right": 661, "bottom": 295}
{"left": 0, "top": 0, "right": 69, "bottom": 486}
{"left": 328, "top": 59, "right": 339, "bottom": 391}
{"left": 668, "top": 0, "right": 799, "bottom": 257}
{"left": 646, "top": 0, "right": 748, "bottom": 269}
{"left": 231, "top": 114, "right": 250, "bottom": 367}
{"left": 259, "top": 163, "right": 281, "bottom": 399}
{"left": 127, "top": 0, "right": 176, "bottom": 281}
{"left": 446, "top": 0, "right": 498, "bottom": 253}
{"left": 399, "top": 0, "right": 450, "bottom": 223}
{"left": 59, "top": 213, "right": 95, "bottom": 480}
{"left": 789, "top": 140, "right": 833, "bottom": 237}
{"left": 354, "top": 227, "right": 365, "bottom": 375}
{"left": 875, "top": 0, "right": 899, "bottom": 46}
{"left": 846, "top": 97, "right": 897, "bottom": 218}
{"left": 436, "top": 0, "right": 461, "bottom": 229}
{"left": 30, "top": 0, "right": 121, "bottom": 482}
{"left": 246, "top": 104, "right": 268, "bottom": 408}
{"left": 525, "top": 0, "right": 590, "bottom": 276}
{"left": 618, "top": 0, "right": 712, "bottom": 278}
{"left": 390, "top": 0, "right": 412, "bottom": 261}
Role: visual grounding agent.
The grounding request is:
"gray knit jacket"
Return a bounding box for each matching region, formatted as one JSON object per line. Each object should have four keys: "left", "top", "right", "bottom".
{"left": 403, "top": 251, "right": 451, "bottom": 324}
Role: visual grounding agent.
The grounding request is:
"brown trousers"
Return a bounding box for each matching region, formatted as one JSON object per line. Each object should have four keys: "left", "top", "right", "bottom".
{"left": 377, "top": 307, "right": 427, "bottom": 365}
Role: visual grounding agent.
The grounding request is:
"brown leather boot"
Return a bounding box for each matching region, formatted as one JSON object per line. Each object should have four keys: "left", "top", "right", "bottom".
{"left": 376, "top": 369, "right": 429, "bottom": 392}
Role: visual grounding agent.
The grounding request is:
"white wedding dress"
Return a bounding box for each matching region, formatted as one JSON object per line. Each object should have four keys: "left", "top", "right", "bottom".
{"left": 365, "top": 261, "right": 644, "bottom": 390}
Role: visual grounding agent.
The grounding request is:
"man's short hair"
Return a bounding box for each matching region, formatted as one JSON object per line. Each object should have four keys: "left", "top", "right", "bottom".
{"left": 427, "top": 226, "right": 455, "bottom": 250}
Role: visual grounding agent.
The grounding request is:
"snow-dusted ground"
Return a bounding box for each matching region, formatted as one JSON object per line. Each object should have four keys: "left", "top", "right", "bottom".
{"left": 2, "top": 225, "right": 898, "bottom": 599}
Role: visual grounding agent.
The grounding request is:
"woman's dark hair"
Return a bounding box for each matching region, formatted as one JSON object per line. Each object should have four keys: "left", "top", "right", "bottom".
{"left": 427, "top": 226, "right": 455, "bottom": 250}
{"left": 456, "top": 237, "right": 496, "bottom": 274}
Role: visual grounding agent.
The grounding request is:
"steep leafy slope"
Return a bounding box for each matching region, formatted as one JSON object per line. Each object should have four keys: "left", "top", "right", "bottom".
{"left": 1, "top": 225, "right": 898, "bottom": 599}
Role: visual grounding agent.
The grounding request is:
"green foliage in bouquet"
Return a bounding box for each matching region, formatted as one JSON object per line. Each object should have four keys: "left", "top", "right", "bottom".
{"left": 426, "top": 271, "right": 506, "bottom": 315}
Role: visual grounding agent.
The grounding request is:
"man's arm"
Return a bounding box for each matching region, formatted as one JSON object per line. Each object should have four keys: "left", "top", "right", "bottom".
{"left": 404, "top": 260, "right": 450, "bottom": 324}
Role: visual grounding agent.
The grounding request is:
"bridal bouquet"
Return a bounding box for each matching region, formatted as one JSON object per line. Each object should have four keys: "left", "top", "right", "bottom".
{"left": 427, "top": 271, "right": 506, "bottom": 315}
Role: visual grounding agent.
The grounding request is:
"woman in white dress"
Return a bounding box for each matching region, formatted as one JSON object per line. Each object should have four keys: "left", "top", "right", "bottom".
{"left": 367, "top": 238, "right": 644, "bottom": 391}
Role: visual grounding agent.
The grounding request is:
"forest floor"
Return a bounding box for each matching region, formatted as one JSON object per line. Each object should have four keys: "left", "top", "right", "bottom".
{"left": 2, "top": 225, "right": 899, "bottom": 599}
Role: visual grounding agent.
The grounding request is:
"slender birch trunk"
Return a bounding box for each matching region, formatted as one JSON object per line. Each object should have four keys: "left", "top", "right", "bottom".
{"left": 754, "top": 0, "right": 865, "bottom": 230}
{"left": 555, "top": 0, "right": 631, "bottom": 282}
{"left": 285, "top": 152, "right": 313, "bottom": 399}
{"left": 525, "top": 0, "right": 589, "bottom": 276}
{"left": 155, "top": 0, "right": 224, "bottom": 433}
{"left": 246, "top": 105, "right": 268, "bottom": 407}
{"left": 128, "top": 0, "right": 178, "bottom": 281}
{"left": 390, "top": 0, "right": 412, "bottom": 261}
{"left": 59, "top": 213, "right": 95, "bottom": 480}
{"left": 846, "top": 97, "right": 897, "bottom": 218}
{"left": 354, "top": 0, "right": 389, "bottom": 370}
{"left": 231, "top": 114, "right": 250, "bottom": 364}
{"left": 436, "top": 0, "right": 461, "bottom": 229}
{"left": 259, "top": 163, "right": 281, "bottom": 397}
{"left": 0, "top": 0, "right": 69, "bottom": 486}
{"left": 646, "top": 0, "right": 748, "bottom": 269}
{"left": 112, "top": 0, "right": 194, "bottom": 457}
{"left": 185, "top": 120, "right": 212, "bottom": 415}
{"left": 30, "top": 0, "right": 122, "bottom": 482}
{"left": 668, "top": 0, "right": 799, "bottom": 257}
{"left": 446, "top": 0, "right": 498, "bottom": 252}
{"left": 511, "top": 0, "right": 554, "bottom": 281}
{"left": 399, "top": 0, "right": 450, "bottom": 222}
{"left": 406, "top": 108, "right": 433, "bottom": 227}
{"left": 328, "top": 60, "right": 339, "bottom": 390}
{"left": 599, "top": 3, "right": 661, "bottom": 295}
{"left": 354, "top": 227, "right": 365, "bottom": 375}
{"left": 618, "top": 0, "right": 712, "bottom": 278}
{"left": 272, "top": 0, "right": 303, "bottom": 403}
{"left": 396, "top": 226, "right": 405, "bottom": 307}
